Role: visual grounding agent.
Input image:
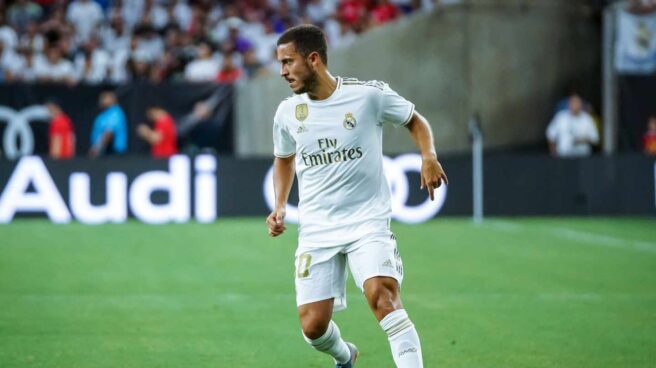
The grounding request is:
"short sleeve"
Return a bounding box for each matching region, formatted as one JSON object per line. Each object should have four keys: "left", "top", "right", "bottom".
{"left": 273, "top": 106, "right": 296, "bottom": 158}
{"left": 378, "top": 83, "right": 415, "bottom": 127}
{"left": 546, "top": 115, "right": 559, "bottom": 141}
{"left": 583, "top": 115, "right": 599, "bottom": 143}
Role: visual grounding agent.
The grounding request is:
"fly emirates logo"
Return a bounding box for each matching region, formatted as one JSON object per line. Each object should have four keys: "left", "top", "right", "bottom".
{"left": 300, "top": 138, "right": 364, "bottom": 168}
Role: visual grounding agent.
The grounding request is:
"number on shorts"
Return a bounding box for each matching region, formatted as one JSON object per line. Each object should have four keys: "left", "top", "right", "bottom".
{"left": 296, "top": 253, "right": 312, "bottom": 278}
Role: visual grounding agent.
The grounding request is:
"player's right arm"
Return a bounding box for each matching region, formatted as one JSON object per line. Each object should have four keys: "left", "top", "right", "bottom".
{"left": 266, "top": 155, "right": 295, "bottom": 237}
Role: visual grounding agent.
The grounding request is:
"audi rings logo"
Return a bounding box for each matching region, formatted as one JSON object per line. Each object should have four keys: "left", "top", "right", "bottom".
{"left": 0, "top": 105, "right": 51, "bottom": 160}
{"left": 263, "top": 153, "right": 447, "bottom": 224}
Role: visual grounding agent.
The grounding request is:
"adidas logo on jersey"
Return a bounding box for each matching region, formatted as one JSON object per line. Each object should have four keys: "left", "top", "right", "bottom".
{"left": 382, "top": 259, "right": 394, "bottom": 268}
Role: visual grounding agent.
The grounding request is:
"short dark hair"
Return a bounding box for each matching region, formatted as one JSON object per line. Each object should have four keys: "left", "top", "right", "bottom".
{"left": 277, "top": 24, "right": 328, "bottom": 65}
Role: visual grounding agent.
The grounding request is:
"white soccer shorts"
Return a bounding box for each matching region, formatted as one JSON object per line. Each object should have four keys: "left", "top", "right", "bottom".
{"left": 294, "top": 231, "right": 404, "bottom": 312}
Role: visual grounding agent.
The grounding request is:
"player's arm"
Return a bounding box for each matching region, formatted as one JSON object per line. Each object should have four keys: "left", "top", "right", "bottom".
{"left": 405, "top": 111, "right": 448, "bottom": 200}
{"left": 89, "top": 130, "right": 114, "bottom": 158}
{"left": 50, "top": 135, "right": 62, "bottom": 158}
{"left": 266, "top": 155, "right": 295, "bottom": 237}
{"left": 137, "top": 124, "right": 163, "bottom": 145}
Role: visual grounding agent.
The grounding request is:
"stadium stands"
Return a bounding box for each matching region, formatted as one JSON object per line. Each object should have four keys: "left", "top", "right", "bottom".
{"left": 0, "top": 0, "right": 438, "bottom": 85}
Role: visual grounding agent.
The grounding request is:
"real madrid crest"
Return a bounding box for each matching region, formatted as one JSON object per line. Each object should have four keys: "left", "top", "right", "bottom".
{"left": 343, "top": 112, "right": 357, "bottom": 130}
{"left": 295, "top": 103, "right": 308, "bottom": 133}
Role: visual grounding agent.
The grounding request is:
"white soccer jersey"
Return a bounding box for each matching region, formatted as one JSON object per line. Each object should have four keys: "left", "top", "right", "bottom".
{"left": 273, "top": 77, "right": 414, "bottom": 247}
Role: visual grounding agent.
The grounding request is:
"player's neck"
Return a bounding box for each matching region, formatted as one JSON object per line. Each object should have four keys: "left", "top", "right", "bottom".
{"left": 307, "top": 71, "right": 337, "bottom": 101}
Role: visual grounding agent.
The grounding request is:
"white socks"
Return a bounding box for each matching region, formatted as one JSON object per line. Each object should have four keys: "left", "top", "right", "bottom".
{"left": 380, "top": 309, "right": 424, "bottom": 368}
{"left": 303, "top": 320, "right": 351, "bottom": 364}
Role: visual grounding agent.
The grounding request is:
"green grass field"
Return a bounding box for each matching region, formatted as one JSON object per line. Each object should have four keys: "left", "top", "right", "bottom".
{"left": 0, "top": 218, "right": 655, "bottom": 367}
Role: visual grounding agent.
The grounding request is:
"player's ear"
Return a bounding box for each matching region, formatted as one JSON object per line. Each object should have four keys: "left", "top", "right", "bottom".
{"left": 308, "top": 52, "right": 321, "bottom": 67}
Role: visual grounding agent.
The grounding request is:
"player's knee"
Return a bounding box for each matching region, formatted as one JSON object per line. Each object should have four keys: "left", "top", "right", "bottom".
{"left": 301, "top": 317, "right": 330, "bottom": 340}
{"left": 366, "top": 280, "right": 401, "bottom": 319}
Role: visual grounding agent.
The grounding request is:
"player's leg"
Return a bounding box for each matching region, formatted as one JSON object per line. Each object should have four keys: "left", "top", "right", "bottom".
{"left": 347, "top": 232, "right": 423, "bottom": 367}
{"left": 364, "top": 276, "right": 423, "bottom": 368}
{"left": 298, "top": 299, "right": 354, "bottom": 366}
{"left": 295, "top": 247, "right": 356, "bottom": 366}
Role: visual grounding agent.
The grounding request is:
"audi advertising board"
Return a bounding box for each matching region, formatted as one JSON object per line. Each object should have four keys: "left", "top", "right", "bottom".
{"left": 0, "top": 154, "right": 654, "bottom": 224}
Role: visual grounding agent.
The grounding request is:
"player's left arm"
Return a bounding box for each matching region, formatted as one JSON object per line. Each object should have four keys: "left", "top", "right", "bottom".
{"left": 405, "top": 111, "right": 448, "bottom": 200}
{"left": 136, "top": 124, "right": 163, "bottom": 145}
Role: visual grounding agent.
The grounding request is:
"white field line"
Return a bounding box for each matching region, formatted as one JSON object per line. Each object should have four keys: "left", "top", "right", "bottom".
{"left": 482, "top": 220, "right": 656, "bottom": 254}
{"left": 480, "top": 219, "right": 523, "bottom": 232}
{"left": 553, "top": 227, "right": 656, "bottom": 254}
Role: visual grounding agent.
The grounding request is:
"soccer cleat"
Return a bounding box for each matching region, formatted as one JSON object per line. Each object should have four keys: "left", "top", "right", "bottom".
{"left": 336, "top": 342, "right": 358, "bottom": 368}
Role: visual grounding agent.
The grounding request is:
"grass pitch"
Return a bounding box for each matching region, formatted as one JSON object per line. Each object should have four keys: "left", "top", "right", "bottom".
{"left": 0, "top": 217, "right": 655, "bottom": 367}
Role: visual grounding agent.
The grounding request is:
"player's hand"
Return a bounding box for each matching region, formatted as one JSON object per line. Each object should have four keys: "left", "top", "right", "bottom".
{"left": 193, "top": 102, "right": 212, "bottom": 120}
{"left": 266, "top": 208, "right": 287, "bottom": 237}
{"left": 420, "top": 156, "right": 448, "bottom": 201}
{"left": 89, "top": 146, "right": 100, "bottom": 159}
{"left": 136, "top": 124, "right": 149, "bottom": 138}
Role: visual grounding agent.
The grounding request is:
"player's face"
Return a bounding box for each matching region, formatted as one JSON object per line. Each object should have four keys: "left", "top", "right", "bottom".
{"left": 277, "top": 42, "right": 317, "bottom": 94}
{"left": 568, "top": 95, "right": 582, "bottom": 115}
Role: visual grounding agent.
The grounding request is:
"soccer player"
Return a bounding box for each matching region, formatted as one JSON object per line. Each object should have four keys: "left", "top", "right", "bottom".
{"left": 89, "top": 91, "right": 128, "bottom": 158}
{"left": 266, "top": 25, "right": 447, "bottom": 368}
{"left": 136, "top": 106, "right": 178, "bottom": 158}
{"left": 45, "top": 99, "right": 76, "bottom": 159}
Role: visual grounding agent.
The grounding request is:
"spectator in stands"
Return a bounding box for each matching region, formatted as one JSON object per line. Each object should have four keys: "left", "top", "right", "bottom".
{"left": 17, "top": 47, "right": 38, "bottom": 82}
{"left": 35, "top": 46, "right": 77, "bottom": 84}
{"left": 137, "top": 106, "right": 178, "bottom": 158}
{"left": 305, "top": 0, "right": 334, "bottom": 24}
{"left": 19, "top": 21, "right": 44, "bottom": 52}
{"left": 66, "top": 0, "right": 104, "bottom": 45}
{"left": 141, "top": 0, "right": 169, "bottom": 31}
{"left": 89, "top": 91, "right": 128, "bottom": 157}
{"left": 0, "top": 40, "right": 20, "bottom": 81}
{"left": 643, "top": 115, "right": 656, "bottom": 156}
{"left": 0, "top": 0, "right": 421, "bottom": 85}
{"left": 546, "top": 93, "right": 599, "bottom": 158}
{"left": 45, "top": 99, "right": 75, "bottom": 159}
{"left": 170, "top": 0, "right": 192, "bottom": 31}
{"left": 184, "top": 40, "right": 219, "bottom": 82}
{"left": 128, "top": 49, "right": 153, "bottom": 82}
{"left": 74, "top": 37, "right": 110, "bottom": 84}
{"left": 242, "top": 47, "right": 265, "bottom": 79}
{"left": 3, "top": 46, "right": 37, "bottom": 82}
{"left": 134, "top": 24, "right": 165, "bottom": 61}
{"left": 40, "top": 4, "right": 71, "bottom": 37}
{"left": 371, "top": 0, "right": 400, "bottom": 25}
{"left": 216, "top": 53, "right": 242, "bottom": 83}
{"left": 100, "top": 14, "right": 130, "bottom": 55}
{"left": 0, "top": 13, "right": 19, "bottom": 50}
{"left": 7, "top": 0, "right": 42, "bottom": 34}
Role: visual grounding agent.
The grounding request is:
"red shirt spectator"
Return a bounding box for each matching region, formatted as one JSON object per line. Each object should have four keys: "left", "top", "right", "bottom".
{"left": 46, "top": 102, "right": 75, "bottom": 159}
{"left": 643, "top": 115, "right": 656, "bottom": 156}
{"left": 339, "top": 0, "right": 368, "bottom": 26}
{"left": 216, "top": 56, "right": 242, "bottom": 83}
{"left": 372, "top": 0, "right": 399, "bottom": 24}
{"left": 137, "top": 107, "right": 178, "bottom": 158}
{"left": 151, "top": 112, "right": 178, "bottom": 157}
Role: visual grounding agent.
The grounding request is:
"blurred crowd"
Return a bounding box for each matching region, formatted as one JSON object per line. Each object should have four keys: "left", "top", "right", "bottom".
{"left": 0, "top": 0, "right": 438, "bottom": 85}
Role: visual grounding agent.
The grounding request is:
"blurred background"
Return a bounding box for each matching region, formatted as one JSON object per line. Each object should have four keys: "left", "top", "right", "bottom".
{"left": 0, "top": 0, "right": 654, "bottom": 367}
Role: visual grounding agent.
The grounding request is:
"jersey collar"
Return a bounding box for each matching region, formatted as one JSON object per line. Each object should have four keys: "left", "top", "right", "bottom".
{"left": 303, "top": 76, "right": 342, "bottom": 104}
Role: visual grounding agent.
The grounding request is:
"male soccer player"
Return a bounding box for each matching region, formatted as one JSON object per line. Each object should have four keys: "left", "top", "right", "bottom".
{"left": 266, "top": 25, "right": 447, "bottom": 368}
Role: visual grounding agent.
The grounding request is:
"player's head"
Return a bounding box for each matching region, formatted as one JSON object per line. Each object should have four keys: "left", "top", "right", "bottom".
{"left": 44, "top": 98, "right": 62, "bottom": 116}
{"left": 146, "top": 106, "right": 164, "bottom": 120}
{"left": 648, "top": 114, "right": 656, "bottom": 131}
{"left": 276, "top": 24, "right": 328, "bottom": 94}
{"left": 99, "top": 91, "right": 117, "bottom": 109}
{"left": 568, "top": 93, "right": 583, "bottom": 115}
